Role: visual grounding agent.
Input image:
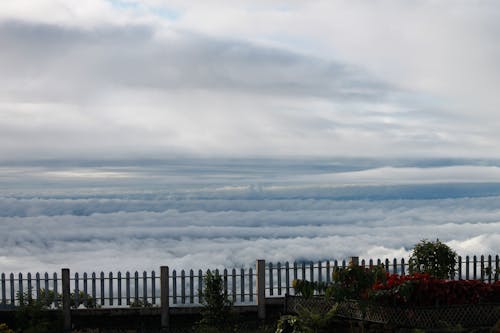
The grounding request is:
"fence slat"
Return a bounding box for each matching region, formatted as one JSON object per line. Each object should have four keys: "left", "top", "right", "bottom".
{"left": 92, "top": 273, "right": 97, "bottom": 307}
{"left": 268, "top": 263, "right": 273, "bottom": 296}
{"left": 401, "top": 258, "right": 405, "bottom": 276}
{"left": 198, "top": 270, "right": 203, "bottom": 303}
{"left": 134, "top": 271, "right": 139, "bottom": 304}
{"left": 466, "top": 256, "right": 470, "bottom": 279}
{"left": 231, "top": 268, "right": 237, "bottom": 303}
{"left": 143, "top": 271, "right": 147, "bottom": 305}
{"left": 53, "top": 273, "right": 58, "bottom": 307}
{"left": 189, "top": 270, "right": 194, "bottom": 304}
{"left": 240, "top": 268, "right": 245, "bottom": 302}
{"left": 369, "top": 259, "right": 373, "bottom": 269}
{"left": 1, "top": 273, "right": 5, "bottom": 304}
{"left": 393, "top": 258, "right": 397, "bottom": 274}
{"left": 309, "top": 262, "right": 314, "bottom": 282}
{"left": 458, "top": 256, "right": 462, "bottom": 280}
{"left": 277, "top": 263, "right": 282, "bottom": 296}
{"left": 117, "top": 272, "right": 122, "bottom": 306}
{"left": 27, "top": 273, "right": 32, "bottom": 303}
{"left": 109, "top": 272, "right": 114, "bottom": 306}
{"left": 318, "top": 261, "right": 322, "bottom": 283}
{"left": 249, "top": 268, "right": 253, "bottom": 302}
{"left": 293, "top": 262, "right": 297, "bottom": 282}
{"left": 488, "top": 255, "right": 492, "bottom": 283}
{"left": 480, "top": 255, "right": 485, "bottom": 282}
{"left": 301, "top": 262, "right": 306, "bottom": 280}
{"left": 473, "top": 255, "right": 477, "bottom": 280}
{"left": 35, "top": 273, "right": 40, "bottom": 300}
{"left": 181, "top": 270, "right": 186, "bottom": 304}
{"left": 18, "top": 273, "right": 23, "bottom": 303}
{"left": 126, "top": 272, "right": 130, "bottom": 305}
{"left": 326, "top": 261, "right": 331, "bottom": 283}
{"left": 83, "top": 272, "right": 88, "bottom": 307}
{"left": 223, "top": 269, "right": 228, "bottom": 298}
{"left": 152, "top": 271, "right": 156, "bottom": 305}
{"left": 100, "top": 272, "right": 105, "bottom": 306}
{"left": 172, "top": 270, "right": 177, "bottom": 305}
{"left": 285, "top": 262, "right": 290, "bottom": 295}
{"left": 44, "top": 273, "right": 49, "bottom": 305}
{"left": 9, "top": 273, "right": 14, "bottom": 304}
{"left": 75, "top": 272, "right": 80, "bottom": 307}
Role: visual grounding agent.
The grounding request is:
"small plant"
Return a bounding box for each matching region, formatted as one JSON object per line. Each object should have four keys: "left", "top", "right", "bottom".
{"left": 409, "top": 239, "right": 457, "bottom": 279}
{"left": 276, "top": 304, "right": 340, "bottom": 333}
{"left": 197, "top": 270, "right": 233, "bottom": 332}
{"left": 129, "top": 298, "right": 152, "bottom": 308}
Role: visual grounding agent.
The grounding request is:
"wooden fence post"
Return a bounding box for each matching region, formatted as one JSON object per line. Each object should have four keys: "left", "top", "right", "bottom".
{"left": 160, "top": 266, "right": 170, "bottom": 332}
{"left": 62, "top": 268, "right": 71, "bottom": 333}
{"left": 256, "top": 259, "right": 266, "bottom": 320}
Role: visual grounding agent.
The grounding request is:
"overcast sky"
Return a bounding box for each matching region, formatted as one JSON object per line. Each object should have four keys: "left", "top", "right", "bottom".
{"left": 1, "top": 0, "right": 500, "bottom": 160}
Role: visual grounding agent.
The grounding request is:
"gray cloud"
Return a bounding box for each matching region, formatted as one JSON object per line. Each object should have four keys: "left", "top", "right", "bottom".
{"left": 0, "top": 20, "right": 387, "bottom": 102}
{"left": 0, "top": 161, "right": 499, "bottom": 273}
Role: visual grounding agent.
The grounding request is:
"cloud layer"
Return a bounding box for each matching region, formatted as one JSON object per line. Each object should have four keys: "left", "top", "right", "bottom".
{"left": 1, "top": 160, "right": 499, "bottom": 273}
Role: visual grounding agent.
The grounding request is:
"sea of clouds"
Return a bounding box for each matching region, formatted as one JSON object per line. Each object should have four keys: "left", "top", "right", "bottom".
{"left": 0, "top": 159, "right": 499, "bottom": 274}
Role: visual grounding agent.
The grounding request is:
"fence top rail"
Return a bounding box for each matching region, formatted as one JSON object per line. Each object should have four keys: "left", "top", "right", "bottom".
{"left": 1, "top": 254, "right": 498, "bottom": 276}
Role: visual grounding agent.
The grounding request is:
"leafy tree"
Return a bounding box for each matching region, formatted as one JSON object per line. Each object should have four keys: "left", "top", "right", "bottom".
{"left": 409, "top": 239, "right": 457, "bottom": 279}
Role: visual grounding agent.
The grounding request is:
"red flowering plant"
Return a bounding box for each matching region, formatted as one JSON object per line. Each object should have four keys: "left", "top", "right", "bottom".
{"left": 371, "top": 272, "right": 500, "bottom": 306}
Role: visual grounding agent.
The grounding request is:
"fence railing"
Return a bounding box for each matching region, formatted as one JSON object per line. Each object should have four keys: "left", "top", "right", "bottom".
{"left": 1, "top": 255, "right": 498, "bottom": 309}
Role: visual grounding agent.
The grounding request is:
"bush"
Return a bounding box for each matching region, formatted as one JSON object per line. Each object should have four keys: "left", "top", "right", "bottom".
{"left": 197, "top": 270, "right": 233, "bottom": 332}
{"left": 409, "top": 239, "right": 457, "bottom": 279}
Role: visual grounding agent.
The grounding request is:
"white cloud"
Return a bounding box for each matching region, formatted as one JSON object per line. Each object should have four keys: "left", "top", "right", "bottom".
{"left": 0, "top": 161, "right": 499, "bottom": 273}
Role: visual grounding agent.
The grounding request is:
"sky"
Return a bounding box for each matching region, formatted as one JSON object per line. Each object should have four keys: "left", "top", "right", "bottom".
{"left": 1, "top": 1, "right": 500, "bottom": 274}
{"left": 1, "top": 0, "right": 500, "bottom": 159}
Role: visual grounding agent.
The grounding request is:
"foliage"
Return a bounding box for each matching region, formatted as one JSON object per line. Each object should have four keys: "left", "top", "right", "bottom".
{"left": 292, "top": 264, "right": 386, "bottom": 302}
{"left": 129, "top": 298, "right": 152, "bottom": 308}
{"left": 372, "top": 273, "right": 500, "bottom": 306}
{"left": 15, "top": 289, "right": 62, "bottom": 333}
{"left": 0, "top": 324, "right": 14, "bottom": 333}
{"left": 292, "top": 280, "right": 329, "bottom": 300}
{"left": 329, "top": 264, "right": 386, "bottom": 301}
{"left": 197, "top": 270, "right": 233, "bottom": 332}
{"left": 276, "top": 304, "right": 340, "bottom": 333}
{"left": 409, "top": 239, "right": 457, "bottom": 279}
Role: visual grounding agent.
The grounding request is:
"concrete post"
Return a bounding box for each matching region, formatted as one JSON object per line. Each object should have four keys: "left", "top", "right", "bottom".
{"left": 160, "top": 266, "right": 170, "bottom": 332}
{"left": 256, "top": 259, "right": 266, "bottom": 320}
{"left": 62, "top": 268, "right": 71, "bottom": 333}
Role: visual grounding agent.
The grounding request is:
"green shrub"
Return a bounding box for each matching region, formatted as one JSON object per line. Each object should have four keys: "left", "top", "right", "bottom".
{"left": 409, "top": 239, "right": 457, "bottom": 279}
{"left": 197, "top": 270, "right": 233, "bottom": 332}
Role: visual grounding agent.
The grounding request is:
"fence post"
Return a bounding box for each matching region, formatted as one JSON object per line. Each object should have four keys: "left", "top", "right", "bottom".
{"left": 160, "top": 266, "right": 170, "bottom": 332}
{"left": 62, "top": 268, "right": 71, "bottom": 333}
{"left": 256, "top": 259, "right": 266, "bottom": 320}
{"left": 349, "top": 256, "right": 359, "bottom": 266}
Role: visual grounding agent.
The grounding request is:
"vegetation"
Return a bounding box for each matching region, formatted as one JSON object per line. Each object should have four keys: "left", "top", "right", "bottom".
{"left": 0, "top": 323, "right": 14, "bottom": 333}
{"left": 197, "top": 270, "right": 233, "bottom": 332}
{"left": 14, "top": 289, "right": 62, "bottom": 333}
{"left": 409, "top": 239, "right": 457, "bottom": 279}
